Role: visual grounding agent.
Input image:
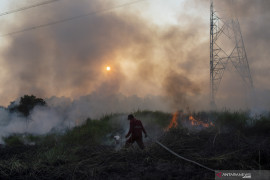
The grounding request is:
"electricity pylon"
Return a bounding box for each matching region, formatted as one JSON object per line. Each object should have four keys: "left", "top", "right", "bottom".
{"left": 210, "top": 0, "right": 253, "bottom": 108}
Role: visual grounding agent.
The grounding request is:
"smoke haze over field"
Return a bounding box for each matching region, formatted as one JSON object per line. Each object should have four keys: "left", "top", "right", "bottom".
{"left": 0, "top": 0, "right": 269, "bottom": 111}
{"left": 0, "top": 93, "right": 170, "bottom": 143}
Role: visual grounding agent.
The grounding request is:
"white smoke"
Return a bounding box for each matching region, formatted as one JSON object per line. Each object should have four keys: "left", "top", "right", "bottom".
{"left": 0, "top": 93, "right": 170, "bottom": 144}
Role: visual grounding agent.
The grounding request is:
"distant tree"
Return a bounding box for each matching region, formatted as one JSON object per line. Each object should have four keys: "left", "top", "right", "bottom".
{"left": 9, "top": 95, "right": 46, "bottom": 117}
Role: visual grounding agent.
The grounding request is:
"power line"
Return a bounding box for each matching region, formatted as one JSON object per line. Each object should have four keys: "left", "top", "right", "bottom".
{"left": 0, "top": 0, "right": 147, "bottom": 37}
{"left": 0, "top": 0, "right": 61, "bottom": 17}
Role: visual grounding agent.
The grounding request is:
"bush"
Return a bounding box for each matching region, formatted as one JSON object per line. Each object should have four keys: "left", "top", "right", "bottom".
{"left": 9, "top": 95, "right": 46, "bottom": 117}
{"left": 213, "top": 110, "right": 250, "bottom": 131}
{"left": 3, "top": 134, "right": 24, "bottom": 146}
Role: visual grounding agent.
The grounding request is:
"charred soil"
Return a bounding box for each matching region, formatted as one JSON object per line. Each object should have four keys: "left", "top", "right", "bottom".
{"left": 0, "top": 111, "right": 269, "bottom": 179}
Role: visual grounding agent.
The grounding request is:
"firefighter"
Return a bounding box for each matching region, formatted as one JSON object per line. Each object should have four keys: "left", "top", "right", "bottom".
{"left": 125, "top": 114, "right": 147, "bottom": 149}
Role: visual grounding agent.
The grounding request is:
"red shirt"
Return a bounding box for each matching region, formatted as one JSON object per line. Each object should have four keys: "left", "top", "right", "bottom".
{"left": 126, "top": 118, "right": 146, "bottom": 138}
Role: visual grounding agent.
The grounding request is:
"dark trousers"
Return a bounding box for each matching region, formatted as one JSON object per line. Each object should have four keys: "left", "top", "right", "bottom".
{"left": 125, "top": 136, "right": 145, "bottom": 149}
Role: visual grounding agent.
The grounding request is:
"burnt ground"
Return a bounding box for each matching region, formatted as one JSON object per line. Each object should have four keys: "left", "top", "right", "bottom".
{"left": 0, "top": 128, "right": 269, "bottom": 180}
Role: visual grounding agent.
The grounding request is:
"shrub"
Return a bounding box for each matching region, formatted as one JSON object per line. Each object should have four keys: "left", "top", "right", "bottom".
{"left": 9, "top": 95, "right": 46, "bottom": 117}
{"left": 3, "top": 134, "right": 24, "bottom": 146}
{"left": 213, "top": 110, "right": 250, "bottom": 131}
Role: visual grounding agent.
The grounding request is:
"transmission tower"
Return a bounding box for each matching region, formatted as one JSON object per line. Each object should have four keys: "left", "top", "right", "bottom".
{"left": 210, "top": 0, "right": 253, "bottom": 107}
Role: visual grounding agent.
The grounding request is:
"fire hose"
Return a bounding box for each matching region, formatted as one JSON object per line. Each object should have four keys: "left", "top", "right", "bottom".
{"left": 147, "top": 135, "right": 216, "bottom": 173}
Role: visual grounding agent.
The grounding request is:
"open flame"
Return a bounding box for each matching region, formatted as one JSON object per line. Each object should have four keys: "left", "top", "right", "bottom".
{"left": 165, "top": 112, "right": 179, "bottom": 131}
{"left": 188, "top": 115, "right": 214, "bottom": 128}
{"left": 165, "top": 112, "right": 214, "bottom": 131}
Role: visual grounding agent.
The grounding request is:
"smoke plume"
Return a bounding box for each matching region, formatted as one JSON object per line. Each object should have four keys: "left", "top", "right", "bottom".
{"left": 0, "top": 0, "right": 269, "bottom": 112}
{"left": 0, "top": 0, "right": 206, "bottom": 110}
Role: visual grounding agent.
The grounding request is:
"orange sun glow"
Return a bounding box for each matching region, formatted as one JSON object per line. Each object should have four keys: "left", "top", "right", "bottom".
{"left": 106, "top": 66, "right": 111, "bottom": 71}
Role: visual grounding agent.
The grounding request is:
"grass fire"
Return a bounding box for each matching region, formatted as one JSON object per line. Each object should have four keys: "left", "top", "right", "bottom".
{"left": 0, "top": 95, "right": 269, "bottom": 179}
{"left": 0, "top": 0, "right": 270, "bottom": 179}
{"left": 165, "top": 111, "right": 179, "bottom": 131}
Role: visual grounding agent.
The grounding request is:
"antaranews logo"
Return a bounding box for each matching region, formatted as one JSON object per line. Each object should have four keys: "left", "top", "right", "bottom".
{"left": 243, "top": 173, "right": 251, "bottom": 179}
{"left": 216, "top": 172, "right": 222, "bottom": 178}
{"left": 216, "top": 171, "right": 252, "bottom": 179}
{"left": 216, "top": 170, "right": 270, "bottom": 180}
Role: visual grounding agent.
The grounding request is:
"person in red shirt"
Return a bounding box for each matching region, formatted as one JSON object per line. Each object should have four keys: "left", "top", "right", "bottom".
{"left": 125, "top": 114, "right": 147, "bottom": 149}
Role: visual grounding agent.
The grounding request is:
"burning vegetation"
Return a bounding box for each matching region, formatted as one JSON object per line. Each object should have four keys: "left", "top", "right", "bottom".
{"left": 0, "top": 108, "right": 269, "bottom": 179}
{"left": 165, "top": 111, "right": 214, "bottom": 131}
{"left": 165, "top": 111, "right": 179, "bottom": 131}
{"left": 188, "top": 115, "right": 214, "bottom": 128}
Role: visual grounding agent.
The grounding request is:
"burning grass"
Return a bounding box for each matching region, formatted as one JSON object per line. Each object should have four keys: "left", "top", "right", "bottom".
{"left": 0, "top": 110, "right": 269, "bottom": 179}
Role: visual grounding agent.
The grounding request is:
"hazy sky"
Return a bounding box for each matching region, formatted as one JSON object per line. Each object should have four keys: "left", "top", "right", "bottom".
{"left": 0, "top": 0, "right": 269, "bottom": 110}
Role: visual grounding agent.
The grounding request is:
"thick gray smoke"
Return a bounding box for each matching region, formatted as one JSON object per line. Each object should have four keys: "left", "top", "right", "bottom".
{"left": 0, "top": 0, "right": 269, "bottom": 114}
{"left": 0, "top": 0, "right": 154, "bottom": 103}
{"left": 0, "top": 0, "right": 205, "bottom": 110}
{"left": 186, "top": 0, "right": 270, "bottom": 110}
{"left": 163, "top": 71, "right": 200, "bottom": 108}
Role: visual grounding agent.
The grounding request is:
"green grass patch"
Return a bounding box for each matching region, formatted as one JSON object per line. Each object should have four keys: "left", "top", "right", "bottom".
{"left": 211, "top": 110, "right": 250, "bottom": 131}
{"left": 134, "top": 110, "right": 172, "bottom": 128}
{"left": 62, "top": 116, "right": 115, "bottom": 146}
{"left": 3, "top": 134, "right": 24, "bottom": 146}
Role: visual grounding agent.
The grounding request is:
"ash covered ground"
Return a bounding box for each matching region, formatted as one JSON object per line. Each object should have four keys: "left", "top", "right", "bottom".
{"left": 0, "top": 110, "right": 269, "bottom": 180}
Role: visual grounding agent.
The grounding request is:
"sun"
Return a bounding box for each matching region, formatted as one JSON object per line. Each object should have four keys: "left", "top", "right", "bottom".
{"left": 106, "top": 66, "right": 111, "bottom": 71}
